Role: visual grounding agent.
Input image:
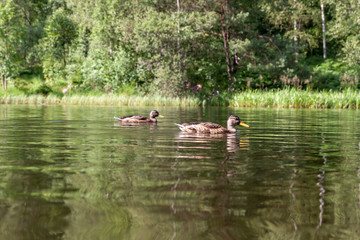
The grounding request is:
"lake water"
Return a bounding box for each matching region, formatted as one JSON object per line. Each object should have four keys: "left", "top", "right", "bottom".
{"left": 0, "top": 105, "right": 359, "bottom": 240}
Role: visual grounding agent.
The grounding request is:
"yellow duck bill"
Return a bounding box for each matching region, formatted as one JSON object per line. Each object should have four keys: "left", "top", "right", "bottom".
{"left": 239, "top": 122, "right": 249, "bottom": 128}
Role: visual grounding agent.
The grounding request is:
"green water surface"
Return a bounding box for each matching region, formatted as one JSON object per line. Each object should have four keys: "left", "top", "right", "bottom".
{"left": 0, "top": 105, "right": 359, "bottom": 239}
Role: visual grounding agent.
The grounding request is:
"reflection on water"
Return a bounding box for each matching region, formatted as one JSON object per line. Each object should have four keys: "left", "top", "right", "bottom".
{"left": 0, "top": 105, "right": 360, "bottom": 239}
{"left": 114, "top": 121, "right": 158, "bottom": 126}
{"left": 114, "top": 121, "right": 158, "bottom": 131}
{"left": 175, "top": 132, "right": 249, "bottom": 153}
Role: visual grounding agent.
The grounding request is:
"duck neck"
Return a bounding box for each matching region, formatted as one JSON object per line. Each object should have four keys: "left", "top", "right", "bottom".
{"left": 227, "top": 122, "right": 237, "bottom": 133}
{"left": 149, "top": 117, "right": 157, "bottom": 122}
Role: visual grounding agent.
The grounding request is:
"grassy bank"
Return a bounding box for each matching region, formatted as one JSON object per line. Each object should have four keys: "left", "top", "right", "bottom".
{"left": 231, "top": 88, "right": 360, "bottom": 109}
{"left": 0, "top": 94, "right": 202, "bottom": 107}
{"left": 1, "top": 88, "right": 360, "bottom": 109}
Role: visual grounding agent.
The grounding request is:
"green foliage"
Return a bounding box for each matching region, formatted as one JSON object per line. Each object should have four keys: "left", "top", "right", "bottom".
{"left": 132, "top": 8, "right": 185, "bottom": 95}
{"left": 13, "top": 78, "right": 30, "bottom": 92}
{"left": 306, "top": 58, "right": 358, "bottom": 90}
{"left": 1, "top": 0, "right": 360, "bottom": 96}
{"left": 231, "top": 88, "right": 360, "bottom": 109}
{"left": 260, "top": 0, "right": 320, "bottom": 54}
{"left": 326, "top": 0, "right": 360, "bottom": 73}
{"left": 0, "top": 0, "right": 22, "bottom": 84}
{"left": 78, "top": 48, "right": 136, "bottom": 93}
{"left": 341, "top": 36, "right": 360, "bottom": 72}
{"left": 41, "top": 8, "right": 77, "bottom": 81}
{"left": 2, "top": 88, "right": 360, "bottom": 109}
{"left": 34, "top": 83, "right": 52, "bottom": 95}
{"left": 11, "top": 71, "right": 56, "bottom": 96}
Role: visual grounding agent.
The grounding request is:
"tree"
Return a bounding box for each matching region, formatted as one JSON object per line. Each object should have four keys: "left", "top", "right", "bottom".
{"left": 41, "top": 8, "right": 77, "bottom": 81}
{"left": 0, "top": 0, "right": 20, "bottom": 90}
{"left": 208, "top": 0, "right": 253, "bottom": 92}
{"left": 327, "top": 0, "right": 360, "bottom": 72}
{"left": 260, "top": 0, "right": 320, "bottom": 59}
{"left": 320, "top": 0, "right": 326, "bottom": 59}
{"left": 133, "top": 7, "right": 184, "bottom": 95}
{"left": 12, "top": 0, "right": 50, "bottom": 68}
{"left": 66, "top": 0, "right": 139, "bottom": 92}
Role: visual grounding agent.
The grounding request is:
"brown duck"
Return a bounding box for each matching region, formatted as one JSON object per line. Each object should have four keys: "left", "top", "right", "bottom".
{"left": 175, "top": 115, "right": 249, "bottom": 134}
{"left": 114, "top": 110, "right": 164, "bottom": 123}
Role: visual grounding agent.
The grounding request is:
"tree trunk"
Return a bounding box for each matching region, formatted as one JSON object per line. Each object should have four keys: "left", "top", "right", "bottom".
{"left": 219, "top": 0, "right": 233, "bottom": 92}
{"left": 222, "top": 29, "right": 233, "bottom": 92}
{"left": 4, "top": 36, "right": 8, "bottom": 91}
{"left": 22, "top": 7, "right": 31, "bottom": 65}
{"left": 320, "top": 0, "right": 327, "bottom": 59}
{"left": 177, "top": 0, "right": 185, "bottom": 89}
{"left": 177, "top": 0, "right": 180, "bottom": 56}
{"left": 1, "top": 73, "right": 6, "bottom": 91}
{"left": 63, "top": 46, "right": 67, "bottom": 67}
{"left": 293, "top": 0, "right": 298, "bottom": 62}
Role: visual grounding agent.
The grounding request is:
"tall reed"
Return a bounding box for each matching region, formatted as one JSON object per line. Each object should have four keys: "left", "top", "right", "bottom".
{"left": 1, "top": 88, "right": 360, "bottom": 109}
{"left": 0, "top": 94, "right": 202, "bottom": 107}
{"left": 231, "top": 88, "right": 360, "bottom": 109}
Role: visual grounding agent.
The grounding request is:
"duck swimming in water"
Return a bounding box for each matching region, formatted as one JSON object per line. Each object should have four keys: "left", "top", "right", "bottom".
{"left": 175, "top": 115, "right": 249, "bottom": 134}
{"left": 114, "top": 110, "right": 164, "bottom": 123}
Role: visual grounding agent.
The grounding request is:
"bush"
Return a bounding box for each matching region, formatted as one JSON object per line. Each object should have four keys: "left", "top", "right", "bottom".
{"left": 13, "top": 78, "right": 30, "bottom": 92}
{"left": 310, "top": 72, "right": 340, "bottom": 90}
{"left": 307, "top": 58, "right": 350, "bottom": 90}
{"left": 34, "top": 84, "right": 53, "bottom": 95}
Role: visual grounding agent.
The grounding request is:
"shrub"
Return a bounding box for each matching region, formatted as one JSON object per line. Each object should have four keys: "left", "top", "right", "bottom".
{"left": 34, "top": 84, "right": 53, "bottom": 95}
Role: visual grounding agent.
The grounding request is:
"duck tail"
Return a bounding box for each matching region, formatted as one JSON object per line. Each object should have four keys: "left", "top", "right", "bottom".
{"left": 114, "top": 116, "right": 122, "bottom": 121}
{"left": 175, "top": 123, "right": 185, "bottom": 131}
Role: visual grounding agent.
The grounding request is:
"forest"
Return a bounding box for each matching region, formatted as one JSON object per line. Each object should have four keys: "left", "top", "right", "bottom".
{"left": 0, "top": 0, "right": 360, "bottom": 98}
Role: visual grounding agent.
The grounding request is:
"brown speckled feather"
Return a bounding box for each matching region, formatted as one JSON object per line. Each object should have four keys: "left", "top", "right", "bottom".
{"left": 178, "top": 122, "right": 230, "bottom": 134}
{"left": 175, "top": 115, "right": 249, "bottom": 134}
{"left": 114, "top": 110, "right": 163, "bottom": 123}
{"left": 118, "top": 115, "right": 152, "bottom": 123}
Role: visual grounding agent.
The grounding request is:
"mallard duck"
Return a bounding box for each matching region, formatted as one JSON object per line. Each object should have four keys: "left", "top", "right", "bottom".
{"left": 114, "top": 110, "right": 164, "bottom": 123}
{"left": 175, "top": 115, "right": 249, "bottom": 134}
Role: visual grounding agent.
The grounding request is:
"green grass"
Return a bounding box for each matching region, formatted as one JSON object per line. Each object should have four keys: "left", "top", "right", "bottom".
{"left": 231, "top": 88, "right": 360, "bottom": 109}
{"left": 0, "top": 93, "right": 201, "bottom": 107}
{"left": 1, "top": 88, "right": 360, "bottom": 109}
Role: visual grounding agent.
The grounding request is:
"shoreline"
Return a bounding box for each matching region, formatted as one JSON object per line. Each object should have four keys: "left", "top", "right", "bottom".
{"left": 1, "top": 88, "right": 360, "bottom": 109}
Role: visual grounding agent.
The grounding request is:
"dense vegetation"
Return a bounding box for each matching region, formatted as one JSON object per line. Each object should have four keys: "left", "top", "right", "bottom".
{"left": 2, "top": 88, "right": 360, "bottom": 109}
{"left": 0, "top": 0, "right": 360, "bottom": 99}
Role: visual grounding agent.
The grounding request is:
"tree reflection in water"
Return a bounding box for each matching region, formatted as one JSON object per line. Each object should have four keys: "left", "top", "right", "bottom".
{"left": 315, "top": 133, "right": 327, "bottom": 238}
{"left": 173, "top": 132, "right": 250, "bottom": 237}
